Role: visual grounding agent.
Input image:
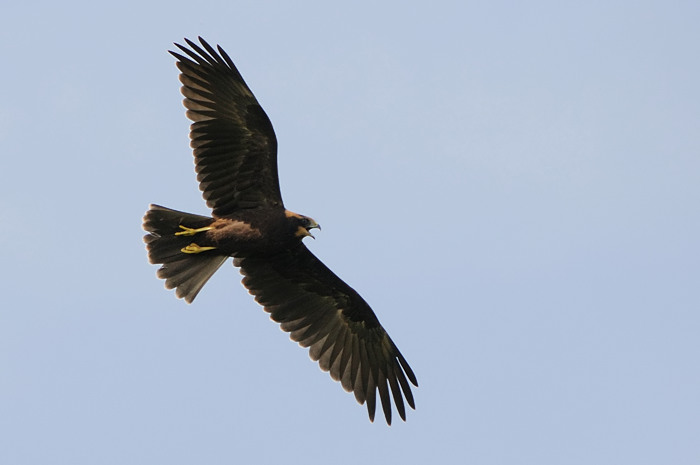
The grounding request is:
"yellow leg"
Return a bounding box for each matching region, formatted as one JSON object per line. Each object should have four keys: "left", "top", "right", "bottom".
{"left": 175, "top": 225, "right": 213, "bottom": 236}
{"left": 181, "top": 243, "right": 217, "bottom": 254}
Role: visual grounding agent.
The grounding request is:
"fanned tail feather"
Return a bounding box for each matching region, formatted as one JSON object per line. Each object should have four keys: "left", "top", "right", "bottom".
{"left": 143, "top": 204, "right": 228, "bottom": 303}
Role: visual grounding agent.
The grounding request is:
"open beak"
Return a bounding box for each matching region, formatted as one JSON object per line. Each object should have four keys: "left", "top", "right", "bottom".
{"left": 307, "top": 221, "right": 321, "bottom": 239}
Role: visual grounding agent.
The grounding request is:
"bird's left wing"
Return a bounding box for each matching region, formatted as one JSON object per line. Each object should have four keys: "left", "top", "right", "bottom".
{"left": 234, "top": 244, "right": 418, "bottom": 424}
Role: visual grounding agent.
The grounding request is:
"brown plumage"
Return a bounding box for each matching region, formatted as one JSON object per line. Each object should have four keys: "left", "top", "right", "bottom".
{"left": 143, "top": 37, "right": 417, "bottom": 424}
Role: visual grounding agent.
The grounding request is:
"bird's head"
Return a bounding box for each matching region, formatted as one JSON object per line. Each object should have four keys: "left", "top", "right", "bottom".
{"left": 285, "top": 210, "right": 321, "bottom": 239}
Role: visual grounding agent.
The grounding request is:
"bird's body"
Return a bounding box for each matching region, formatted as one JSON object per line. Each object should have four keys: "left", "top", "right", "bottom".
{"left": 143, "top": 37, "right": 417, "bottom": 424}
{"left": 149, "top": 206, "right": 312, "bottom": 256}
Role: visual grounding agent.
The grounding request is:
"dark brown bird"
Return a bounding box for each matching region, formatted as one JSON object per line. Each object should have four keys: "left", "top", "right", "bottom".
{"left": 143, "top": 37, "right": 417, "bottom": 424}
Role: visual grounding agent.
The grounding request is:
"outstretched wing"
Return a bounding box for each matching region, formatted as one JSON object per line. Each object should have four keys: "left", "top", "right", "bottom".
{"left": 234, "top": 244, "right": 418, "bottom": 424}
{"left": 170, "top": 37, "right": 283, "bottom": 216}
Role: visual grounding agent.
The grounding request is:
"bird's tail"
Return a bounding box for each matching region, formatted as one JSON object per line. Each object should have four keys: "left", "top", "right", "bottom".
{"left": 142, "top": 204, "right": 228, "bottom": 303}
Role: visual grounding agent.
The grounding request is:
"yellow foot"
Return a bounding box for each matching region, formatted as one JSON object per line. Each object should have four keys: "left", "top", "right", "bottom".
{"left": 181, "top": 243, "right": 217, "bottom": 254}
{"left": 175, "top": 225, "right": 213, "bottom": 236}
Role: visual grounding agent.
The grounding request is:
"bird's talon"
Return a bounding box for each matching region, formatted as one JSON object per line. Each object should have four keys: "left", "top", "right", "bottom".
{"left": 181, "top": 243, "right": 217, "bottom": 254}
{"left": 175, "top": 225, "right": 213, "bottom": 236}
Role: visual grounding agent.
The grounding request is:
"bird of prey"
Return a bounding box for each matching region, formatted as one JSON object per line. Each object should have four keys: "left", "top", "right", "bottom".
{"left": 143, "top": 37, "right": 417, "bottom": 424}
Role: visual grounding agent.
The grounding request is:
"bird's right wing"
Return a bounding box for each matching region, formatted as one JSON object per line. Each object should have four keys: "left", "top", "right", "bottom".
{"left": 170, "top": 37, "right": 284, "bottom": 216}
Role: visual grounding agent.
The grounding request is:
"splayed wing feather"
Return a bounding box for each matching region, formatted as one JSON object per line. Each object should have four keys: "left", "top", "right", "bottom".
{"left": 170, "top": 37, "right": 283, "bottom": 215}
{"left": 235, "top": 244, "right": 418, "bottom": 424}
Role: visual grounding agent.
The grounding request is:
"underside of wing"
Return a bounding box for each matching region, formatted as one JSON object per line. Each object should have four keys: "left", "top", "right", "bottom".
{"left": 234, "top": 244, "right": 418, "bottom": 424}
{"left": 170, "top": 38, "right": 284, "bottom": 216}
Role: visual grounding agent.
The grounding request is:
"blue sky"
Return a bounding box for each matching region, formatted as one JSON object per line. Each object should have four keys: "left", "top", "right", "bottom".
{"left": 2, "top": 1, "right": 699, "bottom": 463}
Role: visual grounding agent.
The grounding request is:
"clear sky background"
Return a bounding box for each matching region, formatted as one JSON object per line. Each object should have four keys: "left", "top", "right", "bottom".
{"left": 1, "top": 1, "right": 699, "bottom": 464}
